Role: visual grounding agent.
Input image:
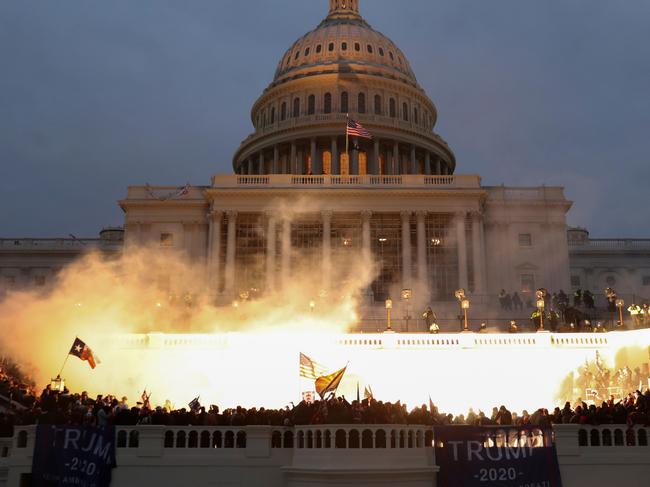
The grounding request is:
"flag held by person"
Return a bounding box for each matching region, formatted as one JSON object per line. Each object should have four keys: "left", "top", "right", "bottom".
{"left": 68, "top": 338, "right": 99, "bottom": 369}
{"left": 364, "top": 385, "right": 374, "bottom": 401}
{"left": 346, "top": 118, "right": 373, "bottom": 139}
{"left": 188, "top": 396, "right": 201, "bottom": 413}
{"left": 299, "top": 352, "right": 327, "bottom": 380}
{"left": 315, "top": 366, "right": 347, "bottom": 399}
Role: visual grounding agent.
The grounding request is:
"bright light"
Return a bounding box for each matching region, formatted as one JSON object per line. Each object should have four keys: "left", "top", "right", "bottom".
{"left": 461, "top": 299, "right": 470, "bottom": 310}
{"left": 385, "top": 298, "right": 393, "bottom": 309}
{"left": 536, "top": 299, "right": 545, "bottom": 309}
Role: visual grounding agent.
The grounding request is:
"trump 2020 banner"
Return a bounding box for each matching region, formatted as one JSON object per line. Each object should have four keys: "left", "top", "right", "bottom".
{"left": 434, "top": 426, "right": 563, "bottom": 487}
{"left": 31, "top": 425, "right": 116, "bottom": 487}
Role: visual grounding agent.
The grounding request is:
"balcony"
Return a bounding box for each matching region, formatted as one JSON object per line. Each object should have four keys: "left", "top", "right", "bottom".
{"left": 211, "top": 174, "right": 482, "bottom": 190}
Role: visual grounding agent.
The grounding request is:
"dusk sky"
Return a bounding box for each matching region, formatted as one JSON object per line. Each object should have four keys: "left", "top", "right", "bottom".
{"left": 1, "top": 0, "right": 649, "bottom": 237}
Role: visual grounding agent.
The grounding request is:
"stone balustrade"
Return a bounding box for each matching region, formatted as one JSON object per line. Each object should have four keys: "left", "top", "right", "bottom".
{"left": 211, "top": 174, "right": 481, "bottom": 189}
{"left": 4, "top": 424, "right": 650, "bottom": 486}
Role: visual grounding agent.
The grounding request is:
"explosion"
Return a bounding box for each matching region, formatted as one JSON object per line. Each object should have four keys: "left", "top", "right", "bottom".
{"left": 1, "top": 244, "right": 649, "bottom": 416}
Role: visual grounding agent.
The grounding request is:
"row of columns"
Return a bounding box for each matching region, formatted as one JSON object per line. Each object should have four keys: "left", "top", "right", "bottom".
{"left": 207, "top": 210, "right": 486, "bottom": 298}
{"left": 240, "top": 137, "right": 450, "bottom": 176}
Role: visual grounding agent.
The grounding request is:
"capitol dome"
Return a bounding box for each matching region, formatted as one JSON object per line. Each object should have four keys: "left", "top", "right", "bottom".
{"left": 233, "top": 0, "right": 455, "bottom": 177}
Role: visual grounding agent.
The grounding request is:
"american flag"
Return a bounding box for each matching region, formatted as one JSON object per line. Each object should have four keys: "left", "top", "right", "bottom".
{"left": 299, "top": 353, "right": 328, "bottom": 380}
{"left": 347, "top": 118, "right": 373, "bottom": 139}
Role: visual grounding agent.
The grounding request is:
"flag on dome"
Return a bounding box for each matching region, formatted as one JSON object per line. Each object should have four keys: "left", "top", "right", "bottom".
{"left": 315, "top": 365, "right": 347, "bottom": 399}
{"left": 68, "top": 338, "right": 99, "bottom": 369}
{"left": 346, "top": 118, "right": 373, "bottom": 139}
{"left": 299, "top": 352, "right": 327, "bottom": 380}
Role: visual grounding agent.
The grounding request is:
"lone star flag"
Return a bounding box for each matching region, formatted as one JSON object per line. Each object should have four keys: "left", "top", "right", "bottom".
{"left": 299, "top": 353, "right": 328, "bottom": 380}
{"left": 346, "top": 118, "right": 373, "bottom": 139}
{"left": 69, "top": 338, "right": 99, "bottom": 369}
{"left": 315, "top": 365, "right": 347, "bottom": 399}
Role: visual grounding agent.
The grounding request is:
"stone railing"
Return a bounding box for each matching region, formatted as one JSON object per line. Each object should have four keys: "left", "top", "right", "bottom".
{"left": 0, "top": 238, "right": 115, "bottom": 250}
{"left": 575, "top": 425, "right": 650, "bottom": 448}
{"left": 569, "top": 238, "right": 650, "bottom": 251}
{"left": 236, "top": 112, "right": 450, "bottom": 147}
{"left": 211, "top": 174, "right": 481, "bottom": 189}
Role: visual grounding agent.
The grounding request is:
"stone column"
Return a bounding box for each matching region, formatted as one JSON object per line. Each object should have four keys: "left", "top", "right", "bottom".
{"left": 258, "top": 152, "right": 264, "bottom": 175}
{"left": 393, "top": 141, "right": 400, "bottom": 175}
{"left": 401, "top": 210, "right": 413, "bottom": 289}
{"left": 350, "top": 147, "right": 359, "bottom": 175}
{"left": 266, "top": 213, "right": 277, "bottom": 292}
{"left": 331, "top": 137, "right": 339, "bottom": 175}
{"left": 224, "top": 210, "right": 238, "bottom": 295}
{"left": 424, "top": 152, "right": 431, "bottom": 175}
{"left": 435, "top": 158, "right": 441, "bottom": 175}
{"left": 361, "top": 210, "right": 372, "bottom": 263}
{"left": 247, "top": 158, "right": 253, "bottom": 175}
{"left": 281, "top": 218, "right": 292, "bottom": 288}
{"left": 207, "top": 211, "right": 223, "bottom": 293}
{"left": 273, "top": 145, "right": 279, "bottom": 174}
{"left": 416, "top": 211, "right": 427, "bottom": 288}
{"left": 290, "top": 142, "right": 297, "bottom": 175}
{"left": 310, "top": 138, "right": 319, "bottom": 175}
{"left": 373, "top": 138, "right": 380, "bottom": 175}
{"left": 410, "top": 145, "right": 417, "bottom": 174}
{"left": 471, "top": 211, "right": 486, "bottom": 295}
{"left": 456, "top": 212, "right": 468, "bottom": 290}
{"left": 322, "top": 211, "right": 332, "bottom": 290}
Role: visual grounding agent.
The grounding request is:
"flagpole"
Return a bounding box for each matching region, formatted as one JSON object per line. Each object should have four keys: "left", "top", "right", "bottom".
{"left": 57, "top": 354, "right": 70, "bottom": 378}
{"left": 345, "top": 113, "right": 349, "bottom": 170}
{"left": 57, "top": 336, "right": 77, "bottom": 377}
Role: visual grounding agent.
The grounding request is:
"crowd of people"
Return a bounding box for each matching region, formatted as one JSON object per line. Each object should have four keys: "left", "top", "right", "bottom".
{"left": 1, "top": 375, "right": 648, "bottom": 438}
{"left": 0, "top": 361, "right": 36, "bottom": 410}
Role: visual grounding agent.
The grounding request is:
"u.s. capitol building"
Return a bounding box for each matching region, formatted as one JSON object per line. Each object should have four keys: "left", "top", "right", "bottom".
{"left": 2, "top": 0, "right": 650, "bottom": 319}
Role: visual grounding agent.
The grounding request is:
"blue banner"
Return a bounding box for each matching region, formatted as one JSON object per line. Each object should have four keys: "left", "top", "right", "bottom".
{"left": 434, "top": 426, "right": 563, "bottom": 487}
{"left": 31, "top": 425, "right": 116, "bottom": 487}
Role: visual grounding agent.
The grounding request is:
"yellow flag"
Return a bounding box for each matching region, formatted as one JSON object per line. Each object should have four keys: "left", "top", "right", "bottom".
{"left": 315, "top": 366, "right": 347, "bottom": 399}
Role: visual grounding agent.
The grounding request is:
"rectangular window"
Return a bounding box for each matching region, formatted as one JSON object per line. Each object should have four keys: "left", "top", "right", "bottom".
{"left": 643, "top": 276, "right": 650, "bottom": 286}
{"left": 521, "top": 274, "right": 535, "bottom": 293}
{"left": 571, "top": 275, "right": 581, "bottom": 287}
{"left": 160, "top": 233, "right": 174, "bottom": 247}
{"left": 519, "top": 233, "right": 532, "bottom": 247}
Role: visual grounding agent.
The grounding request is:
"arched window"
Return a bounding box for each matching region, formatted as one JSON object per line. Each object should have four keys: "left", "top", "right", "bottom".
{"left": 354, "top": 42, "right": 361, "bottom": 52}
{"left": 293, "top": 98, "right": 300, "bottom": 118}
{"left": 389, "top": 51, "right": 394, "bottom": 60}
{"left": 403, "top": 102, "right": 409, "bottom": 121}
{"left": 316, "top": 44, "right": 322, "bottom": 54}
{"left": 324, "top": 93, "right": 332, "bottom": 114}
{"left": 413, "top": 107, "right": 418, "bottom": 125}
{"left": 304, "top": 47, "right": 310, "bottom": 56}
{"left": 294, "top": 51, "right": 300, "bottom": 60}
{"left": 340, "top": 92, "right": 349, "bottom": 113}
{"left": 367, "top": 44, "right": 373, "bottom": 54}
{"left": 342, "top": 42, "right": 348, "bottom": 51}
{"left": 328, "top": 42, "right": 335, "bottom": 52}
{"left": 389, "top": 98, "right": 396, "bottom": 118}
{"left": 281, "top": 102, "right": 287, "bottom": 121}
{"left": 379, "top": 47, "right": 384, "bottom": 56}
{"left": 358, "top": 93, "right": 366, "bottom": 113}
{"left": 270, "top": 107, "right": 275, "bottom": 124}
{"left": 308, "top": 94, "right": 315, "bottom": 115}
{"left": 374, "top": 95, "right": 382, "bottom": 115}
